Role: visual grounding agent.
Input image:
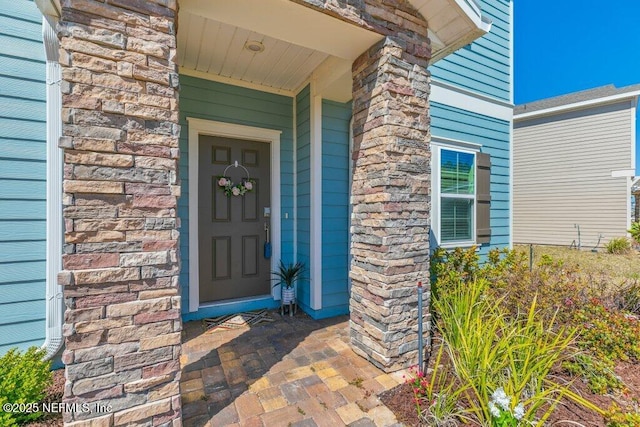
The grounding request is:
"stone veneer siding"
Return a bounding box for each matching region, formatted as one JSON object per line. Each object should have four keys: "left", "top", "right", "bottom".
{"left": 349, "top": 36, "right": 431, "bottom": 371}
{"left": 297, "top": 0, "right": 432, "bottom": 371}
{"left": 57, "top": 0, "right": 182, "bottom": 425}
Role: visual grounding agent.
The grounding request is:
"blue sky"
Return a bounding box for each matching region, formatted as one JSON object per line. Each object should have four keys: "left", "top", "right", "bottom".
{"left": 514, "top": 0, "right": 640, "bottom": 171}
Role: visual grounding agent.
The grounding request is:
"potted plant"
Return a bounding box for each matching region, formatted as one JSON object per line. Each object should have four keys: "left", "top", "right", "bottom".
{"left": 272, "top": 261, "right": 304, "bottom": 306}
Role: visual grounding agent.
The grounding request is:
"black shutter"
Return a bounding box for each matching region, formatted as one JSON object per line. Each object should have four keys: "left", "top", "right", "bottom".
{"left": 476, "top": 152, "right": 491, "bottom": 244}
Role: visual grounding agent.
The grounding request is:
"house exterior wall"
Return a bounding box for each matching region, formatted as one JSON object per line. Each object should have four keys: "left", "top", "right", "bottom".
{"left": 0, "top": 0, "right": 47, "bottom": 354}
{"left": 320, "top": 100, "right": 351, "bottom": 317}
{"left": 179, "top": 75, "right": 295, "bottom": 320}
{"left": 429, "top": 0, "right": 513, "bottom": 253}
{"left": 430, "top": 0, "right": 511, "bottom": 101}
{"left": 514, "top": 101, "right": 635, "bottom": 248}
{"left": 431, "top": 102, "right": 511, "bottom": 255}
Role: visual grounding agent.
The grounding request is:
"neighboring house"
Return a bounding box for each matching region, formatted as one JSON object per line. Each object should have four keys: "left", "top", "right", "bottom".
{"left": 514, "top": 85, "right": 640, "bottom": 249}
{"left": 1, "top": 0, "right": 511, "bottom": 422}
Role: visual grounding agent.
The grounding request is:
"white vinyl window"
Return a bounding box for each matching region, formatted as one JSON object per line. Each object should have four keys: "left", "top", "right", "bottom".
{"left": 433, "top": 145, "right": 477, "bottom": 247}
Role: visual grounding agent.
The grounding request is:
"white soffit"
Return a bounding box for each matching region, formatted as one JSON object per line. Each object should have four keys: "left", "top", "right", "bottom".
{"left": 180, "top": 0, "right": 382, "bottom": 60}
{"left": 410, "top": 0, "right": 491, "bottom": 62}
{"left": 35, "top": 0, "right": 61, "bottom": 17}
{"left": 178, "top": 0, "right": 382, "bottom": 97}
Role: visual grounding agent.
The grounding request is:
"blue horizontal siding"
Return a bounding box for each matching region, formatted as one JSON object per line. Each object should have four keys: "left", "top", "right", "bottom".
{"left": 178, "top": 75, "right": 294, "bottom": 318}
{"left": 0, "top": 266, "right": 46, "bottom": 289}
{"left": 0, "top": 138, "right": 47, "bottom": 161}
{"left": 0, "top": 221, "right": 46, "bottom": 240}
{"left": 318, "top": 100, "right": 351, "bottom": 318}
{"left": 430, "top": 0, "right": 511, "bottom": 101}
{"left": 0, "top": 320, "right": 46, "bottom": 355}
{"left": 0, "top": 180, "right": 46, "bottom": 200}
{"left": 431, "top": 101, "right": 511, "bottom": 257}
{"left": 0, "top": 0, "right": 47, "bottom": 355}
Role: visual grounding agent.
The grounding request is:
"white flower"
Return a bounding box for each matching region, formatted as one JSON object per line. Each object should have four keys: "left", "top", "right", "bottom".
{"left": 231, "top": 187, "right": 240, "bottom": 196}
{"left": 491, "top": 387, "right": 510, "bottom": 411}
{"left": 514, "top": 403, "right": 525, "bottom": 420}
{"left": 244, "top": 181, "right": 253, "bottom": 190}
{"left": 218, "top": 177, "right": 228, "bottom": 186}
{"left": 489, "top": 402, "right": 501, "bottom": 418}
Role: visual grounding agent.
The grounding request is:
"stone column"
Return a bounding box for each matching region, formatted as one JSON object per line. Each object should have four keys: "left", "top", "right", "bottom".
{"left": 349, "top": 36, "right": 431, "bottom": 372}
{"left": 57, "top": 0, "right": 182, "bottom": 425}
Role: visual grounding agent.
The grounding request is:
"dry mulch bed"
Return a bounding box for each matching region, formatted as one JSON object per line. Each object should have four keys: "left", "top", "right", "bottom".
{"left": 380, "top": 360, "right": 640, "bottom": 426}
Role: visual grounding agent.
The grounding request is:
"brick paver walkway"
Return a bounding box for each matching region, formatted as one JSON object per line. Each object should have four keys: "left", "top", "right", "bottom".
{"left": 180, "top": 313, "right": 406, "bottom": 426}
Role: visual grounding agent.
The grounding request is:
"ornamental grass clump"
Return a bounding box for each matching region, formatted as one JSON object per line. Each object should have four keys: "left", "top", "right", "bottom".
{"left": 432, "top": 278, "right": 593, "bottom": 425}
{"left": 606, "top": 237, "right": 632, "bottom": 254}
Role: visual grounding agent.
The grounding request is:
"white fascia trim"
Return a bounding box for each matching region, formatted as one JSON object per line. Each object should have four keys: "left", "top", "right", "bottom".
{"left": 180, "top": 67, "right": 295, "bottom": 98}
{"left": 430, "top": 79, "right": 513, "bottom": 122}
{"left": 42, "top": 15, "right": 64, "bottom": 360}
{"left": 455, "top": 0, "right": 492, "bottom": 32}
{"left": 515, "top": 91, "right": 640, "bottom": 121}
{"left": 309, "top": 85, "right": 323, "bottom": 310}
{"left": 187, "top": 118, "right": 282, "bottom": 312}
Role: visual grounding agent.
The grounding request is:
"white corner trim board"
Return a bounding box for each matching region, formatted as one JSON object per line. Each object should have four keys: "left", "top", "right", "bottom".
{"left": 309, "top": 85, "right": 323, "bottom": 311}
{"left": 187, "top": 118, "right": 282, "bottom": 312}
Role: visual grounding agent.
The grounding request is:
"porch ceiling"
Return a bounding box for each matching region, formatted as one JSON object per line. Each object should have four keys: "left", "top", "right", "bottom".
{"left": 177, "top": 13, "right": 330, "bottom": 93}
{"left": 178, "top": 0, "right": 383, "bottom": 100}
{"left": 177, "top": 0, "right": 490, "bottom": 98}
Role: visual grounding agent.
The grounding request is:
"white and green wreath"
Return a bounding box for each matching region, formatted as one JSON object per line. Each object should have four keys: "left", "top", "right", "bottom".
{"left": 217, "top": 161, "right": 255, "bottom": 197}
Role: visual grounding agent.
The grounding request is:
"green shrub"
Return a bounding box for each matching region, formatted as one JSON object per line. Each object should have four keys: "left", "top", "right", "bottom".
{"left": 573, "top": 299, "right": 640, "bottom": 362}
{"left": 605, "top": 403, "right": 640, "bottom": 427}
{"left": 0, "top": 347, "right": 52, "bottom": 426}
{"left": 429, "top": 246, "right": 480, "bottom": 301}
{"left": 562, "top": 353, "right": 624, "bottom": 394}
{"left": 629, "top": 221, "right": 640, "bottom": 245}
{"left": 606, "top": 237, "right": 632, "bottom": 254}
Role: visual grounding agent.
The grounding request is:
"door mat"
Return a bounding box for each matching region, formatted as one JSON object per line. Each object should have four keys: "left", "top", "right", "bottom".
{"left": 203, "top": 309, "right": 274, "bottom": 331}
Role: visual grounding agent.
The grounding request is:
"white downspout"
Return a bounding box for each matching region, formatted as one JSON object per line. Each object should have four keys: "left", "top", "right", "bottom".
{"left": 42, "top": 15, "right": 64, "bottom": 360}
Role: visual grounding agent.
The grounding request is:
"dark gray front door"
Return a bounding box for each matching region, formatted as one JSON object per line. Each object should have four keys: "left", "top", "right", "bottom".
{"left": 199, "top": 135, "right": 271, "bottom": 303}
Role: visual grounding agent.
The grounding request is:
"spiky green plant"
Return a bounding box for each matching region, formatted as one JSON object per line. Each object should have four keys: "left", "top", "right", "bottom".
{"left": 629, "top": 221, "right": 640, "bottom": 245}
{"left": 271, "top": 261, "right": 304, "bottom": 289}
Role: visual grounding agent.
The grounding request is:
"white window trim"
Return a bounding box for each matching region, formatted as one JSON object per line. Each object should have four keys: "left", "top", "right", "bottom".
{"left": 432, "top": 140, "right": 479, "bottom": 249}
{"left": 187, "top": 118, "right": 282, "bottom": 312}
